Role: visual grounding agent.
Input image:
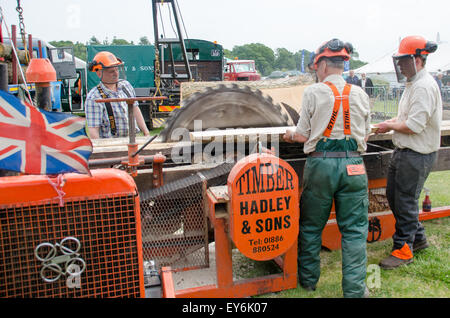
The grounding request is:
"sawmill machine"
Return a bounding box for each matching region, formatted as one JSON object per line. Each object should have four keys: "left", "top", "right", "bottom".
{"left": 2, "top": 79, "right": 449, "bottom": 298}
{"left": 2, "top": 0, "right": 450, "bottom": 299}
{"left": 85, "top": 73, "right": 450, "bottom": 295}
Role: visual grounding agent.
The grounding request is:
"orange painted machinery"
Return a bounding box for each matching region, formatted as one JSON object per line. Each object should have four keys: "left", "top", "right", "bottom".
{"left": 161, "top": 153, "right": 300, "bottom": 298}
{"left": 322, "top": 178, "right": 450, "bottom": 251}
{"left": 0, "top": 169, "right": 145, "bottom": 297}
{"left": 1, "top": 101, "right": 449, "bottom": 299}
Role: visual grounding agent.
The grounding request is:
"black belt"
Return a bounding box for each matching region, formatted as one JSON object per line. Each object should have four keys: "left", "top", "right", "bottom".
{"left": 394, "top": 148, "right": 435, "bottom": 156}
{"left": 394, "top": 147, "right": 415, "bottom": 153}
{"left": 308, "top": 151, "right": 361, "bottom": 158}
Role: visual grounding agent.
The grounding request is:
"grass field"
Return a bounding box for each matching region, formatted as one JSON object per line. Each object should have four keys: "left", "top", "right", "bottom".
{"left": 243, "top": 170, "right": 450, "bottom": 298}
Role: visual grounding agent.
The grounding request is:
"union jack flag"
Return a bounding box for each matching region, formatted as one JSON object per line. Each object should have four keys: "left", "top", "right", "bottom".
{"left": 0, "top": 90, "right": 92, "bottom": 175}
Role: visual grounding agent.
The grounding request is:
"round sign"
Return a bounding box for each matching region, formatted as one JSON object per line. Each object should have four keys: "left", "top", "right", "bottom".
{"left": 227, "top": 153, "right": 299, "bottom": 261}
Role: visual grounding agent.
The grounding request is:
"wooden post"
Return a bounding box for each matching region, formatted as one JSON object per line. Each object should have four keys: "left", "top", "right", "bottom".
{"left": 11, "top": 25, "right": 17, "bottom": 84}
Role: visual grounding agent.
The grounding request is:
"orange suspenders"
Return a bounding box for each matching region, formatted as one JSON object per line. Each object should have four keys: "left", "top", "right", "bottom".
{"left": 322, "top": 82, "right": 352, "bottom": 139}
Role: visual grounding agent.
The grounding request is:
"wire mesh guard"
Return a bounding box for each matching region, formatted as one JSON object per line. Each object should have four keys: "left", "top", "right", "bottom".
{"left": 140, "top": 179, "right": 208, "bottom": 271}
{"left": 139, "top": 163, "right": 234, "bottom": 271}
{"left": 0, "top": 195, "right": 142, "bottom": 298}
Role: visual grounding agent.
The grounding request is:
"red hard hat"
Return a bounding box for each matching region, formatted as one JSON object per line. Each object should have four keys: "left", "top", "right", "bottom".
{"left": 394, "top": 36, "right": 438, "bottom": 58}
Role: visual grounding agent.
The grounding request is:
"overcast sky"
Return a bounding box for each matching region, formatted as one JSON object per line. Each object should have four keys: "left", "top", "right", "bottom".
{"left": 1, "top": 0, "right": 449, "bottom": 63}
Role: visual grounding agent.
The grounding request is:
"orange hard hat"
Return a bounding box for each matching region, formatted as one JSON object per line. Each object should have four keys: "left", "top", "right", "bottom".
{"left": 88, "top": 51, "right": 124, "bottom": 72}
{"left": 394, "top": 36, "right": 437, "bottom": 58}
{"left": 313, "top": 38, "right": 353, "bottom": 69}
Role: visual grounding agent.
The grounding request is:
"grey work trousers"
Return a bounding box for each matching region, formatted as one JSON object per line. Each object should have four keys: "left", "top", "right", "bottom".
{"left": 386, "top": 148, "right": 437, "bottom": 251}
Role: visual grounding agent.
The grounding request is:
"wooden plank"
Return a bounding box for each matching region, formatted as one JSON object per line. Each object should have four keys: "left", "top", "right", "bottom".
{"left": 208, "top": 185, "right": 229, "bottom": 203}
{"left": 91, "top": 139, "right": 188, "bottom": 159}
{"left": 189, "top": 126, "right": 291, "bottom": 143}
{"left": 92, "top": 136, "right": 161, "bottom": 148}
{"left": 189, "top": 120, "right": 450, "bottom": 143}
{"left": 91, "top": 120, "right": 450, "bottom": 159}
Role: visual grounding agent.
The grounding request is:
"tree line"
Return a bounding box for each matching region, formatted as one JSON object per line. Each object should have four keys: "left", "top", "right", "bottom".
{"left": 49, "top": 36, "right": 151, "bottom": 62}
{"left": 50, "top": 36, "right": 367, "bottom": 76}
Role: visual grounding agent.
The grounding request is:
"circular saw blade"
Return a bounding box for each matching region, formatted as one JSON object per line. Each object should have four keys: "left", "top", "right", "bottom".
{"left": 160, "top": 84, "right": 295, "bottom": 142}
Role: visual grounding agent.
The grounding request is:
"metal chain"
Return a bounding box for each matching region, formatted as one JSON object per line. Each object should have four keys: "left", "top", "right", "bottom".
{"left": 16, "top": 0, "right": 30, "bottom": 63}
{"left": 153, "top": 48, "right": 164, "bottom": 106}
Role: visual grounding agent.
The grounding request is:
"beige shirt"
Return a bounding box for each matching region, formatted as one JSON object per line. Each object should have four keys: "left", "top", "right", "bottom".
{"left": 393, "top": 69, "right": 442, "bottom": 154}
{"left": 296, "top": 74, "right": 371, "bottom": 154}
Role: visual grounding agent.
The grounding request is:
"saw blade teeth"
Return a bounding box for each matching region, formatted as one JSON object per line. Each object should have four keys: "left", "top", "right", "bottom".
{"left": 159, "top": 83, "right": 304, "bottom": 142}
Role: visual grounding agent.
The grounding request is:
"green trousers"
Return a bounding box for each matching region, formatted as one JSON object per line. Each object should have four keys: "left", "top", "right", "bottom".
{"left": 298, "top": 138, "right": 369, "bottom": 298}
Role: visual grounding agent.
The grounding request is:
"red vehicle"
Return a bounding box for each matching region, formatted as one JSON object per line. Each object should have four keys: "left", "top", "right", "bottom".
{"left": 224, "top": 59, "right": 261, "bottom": 81}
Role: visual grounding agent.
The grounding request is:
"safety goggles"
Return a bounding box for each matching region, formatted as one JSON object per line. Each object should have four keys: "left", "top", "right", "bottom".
{"left": 98, "top": 64, "right": 127, "bottom": 85}
{"left": 316, "top": 39, "right": 354, "bottom": 56}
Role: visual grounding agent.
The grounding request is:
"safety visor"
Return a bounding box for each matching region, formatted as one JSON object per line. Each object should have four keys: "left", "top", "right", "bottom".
{"left": 393, "top": 54, "right": 416, "bottom": 83}
{"left": 98, "top": 64, "right": 127, "bottom": 85}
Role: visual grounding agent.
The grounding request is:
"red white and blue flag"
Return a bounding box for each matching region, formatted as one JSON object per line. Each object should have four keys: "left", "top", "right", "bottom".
{"left": 0, "top": 90, "right": 92, "bottom": 175}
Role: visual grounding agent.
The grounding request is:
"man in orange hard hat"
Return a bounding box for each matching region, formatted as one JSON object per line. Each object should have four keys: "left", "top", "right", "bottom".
{"left": 375, "top": 36, "right": 442, "bottom": 269}
{"left": 85, "top": 51, "right": 149, "bottom": 139}
{"left": 283, "top": 39, "right": 371, "bottom": 297}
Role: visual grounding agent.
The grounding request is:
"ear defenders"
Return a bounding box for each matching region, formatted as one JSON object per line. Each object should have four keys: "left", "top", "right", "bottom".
{"left": 416, "top": 41, "right": 438, "bottom": 56}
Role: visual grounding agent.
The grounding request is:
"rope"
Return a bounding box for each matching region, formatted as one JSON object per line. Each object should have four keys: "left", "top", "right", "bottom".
{"left": 47, "top": 175, "right": 66, "bottom": 207}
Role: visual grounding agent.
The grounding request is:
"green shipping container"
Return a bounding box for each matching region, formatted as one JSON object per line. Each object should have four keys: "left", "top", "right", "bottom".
{"left": 86, "top": 45, "right": 155, "bottom": 92}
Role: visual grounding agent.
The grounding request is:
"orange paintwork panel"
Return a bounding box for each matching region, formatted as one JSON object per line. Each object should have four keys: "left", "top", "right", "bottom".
{"left": 161, "top": 186, "right": 298, "bottom": 298}
{"left": 228, "top": 153, "right": 299, "bottom": 261}
{"left": 0, "top": 169, "right": 137, "bottom": 206}
{"left": 322, "top": 208, "right": 450, "bottom": 250}
{"left": 322, "top": 211, "right": 396, "bottom": 250}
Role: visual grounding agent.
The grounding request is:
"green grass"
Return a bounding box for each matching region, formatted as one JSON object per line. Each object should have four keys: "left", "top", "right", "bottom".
{"left": 370, "top": 99, "right": 398, "bottom": 122}
{"left": 419, "top": 170, "right": 450, "bottom": 207}
{"left": 150, "top": 127, "right": 164, "bottom": 136}
{"left": 250, "top": 170, "right": 450, "bottom": 298}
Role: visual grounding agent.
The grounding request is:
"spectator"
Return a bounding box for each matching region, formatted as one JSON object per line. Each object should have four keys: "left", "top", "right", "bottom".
{"left": 361, "top": 73, "right": 374, "bottom": 97}
{"left": 346, "top": 70, "right": 361, "bottom": 86}
{"left": 435, "top": 72, "right": 443, "bottom": 93}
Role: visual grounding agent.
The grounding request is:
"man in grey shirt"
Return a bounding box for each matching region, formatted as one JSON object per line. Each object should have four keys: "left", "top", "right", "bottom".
{"left": 375, "top": 35, "right": 442, "bottom": 269}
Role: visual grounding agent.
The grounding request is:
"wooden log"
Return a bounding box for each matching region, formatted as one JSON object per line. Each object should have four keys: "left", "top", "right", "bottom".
{"left": 180, "top": 75, "right": 313, "bottom": 101}
{"left": 7, "top": 63, "right": 27, "bottom": 84}
{"left": 0, "top": 43, "right": 31, "bottom": 64}
{"left": 0, "top": 43, "right": 13, "bottom": 59}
